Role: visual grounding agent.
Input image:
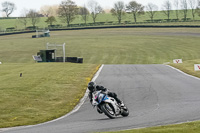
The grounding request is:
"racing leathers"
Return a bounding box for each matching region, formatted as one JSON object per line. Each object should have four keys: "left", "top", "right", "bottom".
{"left": 88, "top": 85, "right": 122, "bottom": 105}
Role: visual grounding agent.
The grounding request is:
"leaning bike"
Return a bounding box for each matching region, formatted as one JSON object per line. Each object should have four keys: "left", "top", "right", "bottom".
{"left": 91, "top": 90, "right": 129, "bottom": 119}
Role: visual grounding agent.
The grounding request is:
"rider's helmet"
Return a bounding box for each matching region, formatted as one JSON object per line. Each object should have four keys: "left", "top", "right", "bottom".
{"left": 88, "top": 81, "right": 96, "bottom": 92}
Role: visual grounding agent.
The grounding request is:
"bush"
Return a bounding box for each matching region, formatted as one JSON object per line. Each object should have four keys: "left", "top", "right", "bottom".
{"left": 6, "top": 27, "right": 15, "bottom": 32}
{"left": 26, "top": 26, "right": 37, "bottom": 30}
{"left": 48, "top": 24, "right": 63, "bottom": 29}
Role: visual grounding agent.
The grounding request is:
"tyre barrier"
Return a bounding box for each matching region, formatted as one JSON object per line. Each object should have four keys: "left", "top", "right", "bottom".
{"left": 32, "top": 34, "right": 50, "bottom": 38}
{"left": 32, "top": 35, "right": 37, "bottom": 38}
{"left": 56, "top": 57, "right": 83, "bottom": 63}
{"left": 66, "top": 57, "right": 83, "bottom": 63}
{"left": 55, "top": 57, "right": 64, "bottom": 62}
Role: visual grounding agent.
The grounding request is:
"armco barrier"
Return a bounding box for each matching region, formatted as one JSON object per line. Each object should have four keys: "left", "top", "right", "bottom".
{"left": 1, "top": 25, "right": 200, "bottom": 36}
{"left": 0, "top": 30, "right": 35, "bottom": 36}
{"left": 55, "top": 57, "right": 83, "bottom": 63}
{"left": 49, "top": 25, "right": 200, "bottom": 32}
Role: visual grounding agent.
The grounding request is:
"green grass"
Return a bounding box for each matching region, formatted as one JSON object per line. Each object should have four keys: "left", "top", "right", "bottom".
{"left": 100, "top": 120, "right": 200, "bottom": 133}
{"left": 0, "top": 63, "right": 99, "bottom": 127}
{"left": 1, "top": 28, "right": 200, "bottom": 130}
{"left": 1, "top": 28, "right": 200, "bottom": 64}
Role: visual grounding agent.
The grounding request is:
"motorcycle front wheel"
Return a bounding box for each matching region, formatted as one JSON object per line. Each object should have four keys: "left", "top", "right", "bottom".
{"left": 121, "top": 105, "right": 129, "bottom": 117}
{"left": 101, "top": 103, "right": 115, "bottom": 119}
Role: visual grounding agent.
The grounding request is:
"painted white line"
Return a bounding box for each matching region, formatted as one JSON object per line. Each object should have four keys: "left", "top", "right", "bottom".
{"left": 92, "top": 64, "right": 104, "bottom": 82}
{"left": 166, "top": 65, "right": 200, "bottom": 81}
{"left": 56, "top": 64, "right": 104, "bottom": 119}
{"left": 0, "top": 64, "right": 104, "bottom": 132}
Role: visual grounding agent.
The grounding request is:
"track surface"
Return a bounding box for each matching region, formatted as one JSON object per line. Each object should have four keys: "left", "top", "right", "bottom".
{"left": 2, "top": 64, "right": 200, "bottom": 133}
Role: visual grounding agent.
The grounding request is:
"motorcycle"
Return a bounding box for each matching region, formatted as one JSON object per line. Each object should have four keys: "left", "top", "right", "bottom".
{"left": 91, "top": 90, "right": 129, "bottom": 119}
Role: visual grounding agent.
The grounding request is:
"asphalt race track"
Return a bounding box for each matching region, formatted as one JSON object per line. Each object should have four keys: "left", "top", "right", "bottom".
{"left": 1, "top": 64, "right": 200, "bottom": 133}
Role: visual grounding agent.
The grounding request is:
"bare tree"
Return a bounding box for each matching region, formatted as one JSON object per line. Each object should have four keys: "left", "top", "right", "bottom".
{"left": 104, "top": 9, "right": 111, "bottom": 13}
{"left": 196, "top": 0, "right": 200, "bottom": 17}
{"left": 27, "top": 9, "right": 40, "bottom": 27}
{"left": 174, "top": 0, "right": 179, "bottom": 20}
{"left": 110, "top": 1, "right": 126, "bottom": 24}
{"left": 146, "top": 3, "right": 158, "bottom": 22}
{"left": 19, "top": 8, "right": 29, "bottom": 28}
{"left": 79, "top": 5, "right": 90, "bottom": 25}
{"left": 40, "top": 5, "right": 53, "bottom": 17}
{"left": 180, "top": 0, "right": 188, "bottom": 21}
{"left": 189, "top": 0, "right": 197, "bottom": 20}
{"left": 126, "top": 1, "right": 145, "bottom": 23}
{"left": 162, "top": 0, "right": 172, "bottom": 20}
{"left": 58, "top": 0, "right": 78, "bottom": 26}
{"left": 88, "top": 0, "right": 103, "bottom": 24}
{"left": 41, "top": 5, "right": 59, "bottom": 17}
{"left": 1, "top": 1, "right": 16, "bottom": 17}
{"left": 51, "top": 5, "right": 59, "bottom": 17}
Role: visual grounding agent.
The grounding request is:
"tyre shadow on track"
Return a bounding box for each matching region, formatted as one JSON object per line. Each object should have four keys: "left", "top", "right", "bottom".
{"left": 98, "top": 116, "right": 126, "bottom": 121}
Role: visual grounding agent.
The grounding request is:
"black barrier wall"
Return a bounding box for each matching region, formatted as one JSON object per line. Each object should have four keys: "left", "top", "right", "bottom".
{"left": 1, "top": 25, "right": 200, "bottom": 36}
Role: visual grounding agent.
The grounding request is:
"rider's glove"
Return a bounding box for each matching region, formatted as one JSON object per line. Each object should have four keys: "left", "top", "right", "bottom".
{"left": 102, "top": 87, "right": 107, "bottom": 92}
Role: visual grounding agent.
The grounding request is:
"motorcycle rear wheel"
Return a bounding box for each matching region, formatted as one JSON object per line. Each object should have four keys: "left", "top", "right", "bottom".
{"left": 101, "top": 103, "right": 115, "bottom": 119}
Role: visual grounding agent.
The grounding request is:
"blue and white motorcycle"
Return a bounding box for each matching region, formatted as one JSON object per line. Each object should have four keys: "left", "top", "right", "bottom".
{"left": 91, "top": 90, "right": 129, "bottom": 119}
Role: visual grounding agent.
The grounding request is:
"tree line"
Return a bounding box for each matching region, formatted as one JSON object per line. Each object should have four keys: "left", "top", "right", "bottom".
{"left": 1, "top": 0, "right": 200, "bottom": 28}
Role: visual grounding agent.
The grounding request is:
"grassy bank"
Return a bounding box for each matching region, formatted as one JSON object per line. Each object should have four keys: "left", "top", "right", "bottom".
{"left": 1, "top": 10, "right": 200, "bottom": 30}
{"left": 0, "top": 63, "right": 99, "bottom": 127}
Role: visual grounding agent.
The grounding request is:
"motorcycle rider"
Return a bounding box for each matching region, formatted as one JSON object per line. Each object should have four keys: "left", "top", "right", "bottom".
{"left": 88, "top": 81, "right": 124, "bottom": 107}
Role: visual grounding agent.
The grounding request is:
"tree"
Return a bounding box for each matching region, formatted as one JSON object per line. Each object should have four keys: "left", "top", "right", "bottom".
{"left": 162, "top": 0, "right": 172, "bottom": 20}
{"left": 45, "top": 16, "right": 57, "bottom": 26}
{"left": 1, "top": 1, "right": 16, "bottom": 17}
{"left": 189, "top": 0, "right": 197, "bottom": 20}
{"left": 110, "top": 1, "right": 126, "bottom": 24}
{"left": 126, "top": 1, "right": 144, "bottom": 23}
{"left": 196, "top": 7, "right": 200, "bottom": 18}
{"left": 58, "top": 0, "right": 78, "bottom": 26}
{"left": 79, "top": 5, "right": 90, "bottom": 25}
{"left": 40, "top": 5, "right": 59, "bottom": 17}
{"left": 50, "top": 5, "right": 59, "bottom": 17}
{"left": 174, "top": 0, "right": 180, "bottom": 20}
{"left": 27, "top": 9, "right": 40, "bottom": 27}
{"left": 40, "top": 5, "right": 53, "bottom": 17}
{"left": 88, "top": 0, "right": 103, "bottom": 24}
{"left": 146, "top": 3, "right": 158, "bottom": 22}
{"left": 196, "top": 1, "right": 200, "bottom": 18}
{"left": 19, "top": 8, "right": 29, "bottom": 28}
{"left": 180, "top": 0, "right": 188, "bottom": 21}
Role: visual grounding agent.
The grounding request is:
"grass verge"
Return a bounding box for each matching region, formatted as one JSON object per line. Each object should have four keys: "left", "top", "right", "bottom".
{"left": 0, "top": 63, "right": 99, "bottom": 128}
{"left": 100, "top": 120, "right": 200, "bottom": 133}
{"left": 170, "top": 59, "right": 200, "bottom": 79}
